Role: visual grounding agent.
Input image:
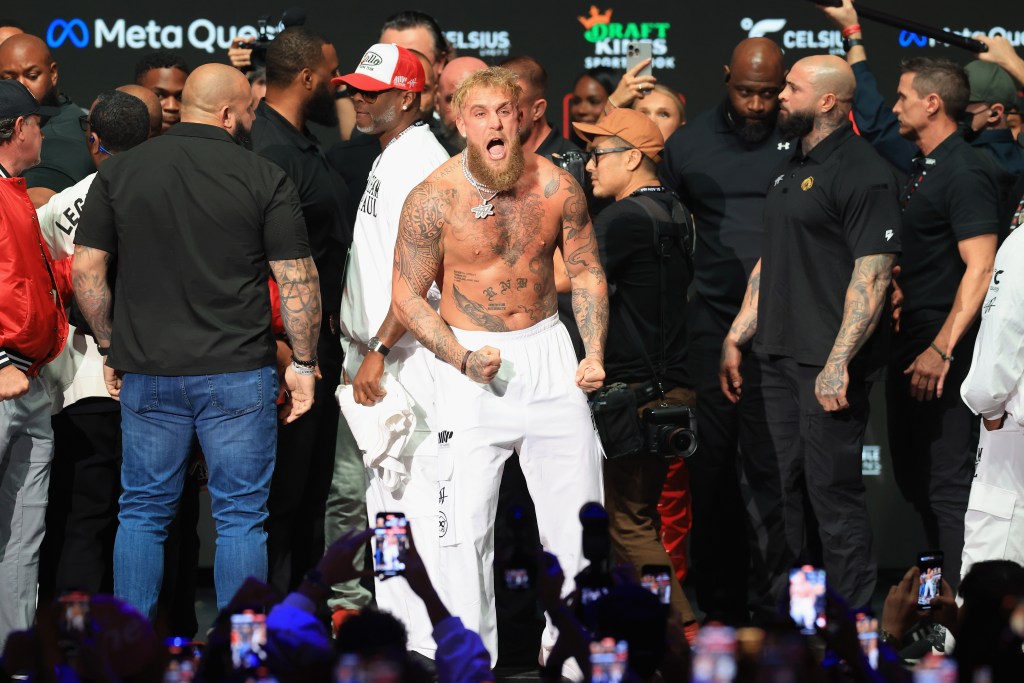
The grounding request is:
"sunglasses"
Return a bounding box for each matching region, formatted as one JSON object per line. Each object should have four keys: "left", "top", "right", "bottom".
{"left": 587, "top": 146, "right": 633, "bottom": 166}
{"left": 349, "top": 87, "right": 396, "bottom": 104}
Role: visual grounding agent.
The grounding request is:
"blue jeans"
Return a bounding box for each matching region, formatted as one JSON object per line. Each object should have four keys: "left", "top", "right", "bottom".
{"left": 114, "top": 367, "right": 278, "bottom": 618}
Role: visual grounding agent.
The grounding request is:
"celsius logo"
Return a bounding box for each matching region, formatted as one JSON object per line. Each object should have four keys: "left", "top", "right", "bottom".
{"left": 360, "top": 51, "right": 383, "bottom": 67}
{"left": 45, "top": 17, "right": 259, "bottom": 53}
{"left": 741, "top": 17, "right": 843, "bottom": 52}
{"left": 445, "top": 30, "right": 511, "bottom": 58}
{"left": 47, "top": 19, "right": 90, "bottom": 48}
{"left": 741, "top": 17, "right": 787, "bottom": 38}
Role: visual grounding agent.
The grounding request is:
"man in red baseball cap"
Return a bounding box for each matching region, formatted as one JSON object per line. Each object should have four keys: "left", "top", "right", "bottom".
{"left": 328, "top": 41, "right": 450, "bottom": 659}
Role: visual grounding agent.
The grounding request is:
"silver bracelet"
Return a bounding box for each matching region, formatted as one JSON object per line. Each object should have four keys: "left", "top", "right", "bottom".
{"left": 291, "top": 361, "right": 315, "bottom": 376}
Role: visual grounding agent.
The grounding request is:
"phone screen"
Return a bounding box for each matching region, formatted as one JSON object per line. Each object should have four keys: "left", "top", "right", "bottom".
{"left": 913, "top": 652, "right": 958, "bottom": 683}
{"left": 917, "top": 551, "right": 943, "bottom": 610}
{"left": 59, "top": 591, "right": 91, "bottom": 636}
{"left": 589, "top": 638, "right": 628, "bottom": 683}
{"left": 788, "top": 565, "right": 826, "bottom": 635}
{"left": 230, "top": 611, "right": 267, "bottom": 670}
{"left": 373, "top": 512, "right": 409, "bottom": 578}
{"left": 640, "top": 565, "right": 672, "bottom": 605}
{"left": 504, "top": 567, "right": 530, "bottom": 590}
{"left": 855, "top": 612, "right": 879, "bottom": 670}
{"left": 692, "top": 625, "right": 737, "bottom": 683}
{"left": 626, "top": 41, "right": 653, "bottom": 78}
{"left": 165, "top": 637, "right": 203, "bottom": 682}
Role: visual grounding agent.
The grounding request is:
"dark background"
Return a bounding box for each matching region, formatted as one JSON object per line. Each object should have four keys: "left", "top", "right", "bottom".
{"left": 26, "top": 1, "right": 1024, "bottom": 141}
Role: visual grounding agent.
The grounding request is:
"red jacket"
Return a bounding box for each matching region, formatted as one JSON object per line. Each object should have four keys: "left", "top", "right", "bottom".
{"left": 0, "top": 176, "right": 67, "bottom": 375}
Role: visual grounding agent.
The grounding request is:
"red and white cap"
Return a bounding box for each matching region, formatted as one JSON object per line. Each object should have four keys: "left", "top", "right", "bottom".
{"left": 332, "top": 43, "right": 425, "bottom": 92}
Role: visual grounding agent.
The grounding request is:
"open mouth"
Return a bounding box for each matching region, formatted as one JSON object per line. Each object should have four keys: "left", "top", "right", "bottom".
{"left": 486, "top": 137, "right": 506, "bottom": 160}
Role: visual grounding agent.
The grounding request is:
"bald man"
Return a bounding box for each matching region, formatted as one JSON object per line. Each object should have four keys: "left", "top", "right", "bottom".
{"left": 73, "top": 63, "right": 320, "bottom": 618}
{"left": 658, "top": 38, "right": 790, "bottom": 625}
{"left": 436, "top": 56, "right": 487, "bottom": 151}
{"left": 117, "top": 84, "right": 163, "bottom": 137}
{"left": 0, "top": 33, "right": 94, "bottom": 205}
{"left": 722, "top": 55, "right": 901, "bottom": 608}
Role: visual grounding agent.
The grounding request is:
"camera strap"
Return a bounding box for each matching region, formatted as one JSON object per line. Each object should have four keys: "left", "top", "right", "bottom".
{"left": 615, "top": 192, "right": 693, "bottom": 399}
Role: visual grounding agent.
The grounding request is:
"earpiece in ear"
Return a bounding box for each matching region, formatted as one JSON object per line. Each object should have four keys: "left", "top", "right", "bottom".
{"left": 89, "top": 136, "right": 95, "bottom": 143}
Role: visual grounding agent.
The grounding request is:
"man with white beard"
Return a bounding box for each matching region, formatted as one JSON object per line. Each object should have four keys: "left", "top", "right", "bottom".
{"left": 331, "top": 43, "right": 449, "bottom": 658}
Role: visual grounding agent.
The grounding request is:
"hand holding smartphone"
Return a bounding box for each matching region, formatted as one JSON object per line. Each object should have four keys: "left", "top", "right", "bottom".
{"left": 916, "top": 551, "right": 943, "bottom": 610}
{"left": 373, "top": 512, "right": 410, "bottom": 578}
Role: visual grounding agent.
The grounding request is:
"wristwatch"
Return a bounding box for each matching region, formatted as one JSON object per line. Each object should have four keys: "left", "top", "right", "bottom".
{"left": 843, "top": 37, "right": 864, "bottom": 52}
{"left": 368, "top": 336, "right": 391, "bottom": 357}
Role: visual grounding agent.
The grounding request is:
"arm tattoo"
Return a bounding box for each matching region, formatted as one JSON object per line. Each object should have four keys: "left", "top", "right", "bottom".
{"left": 72, "top": 245, "right": 114, "bottom": 345}
{"left": 823, "top": 253, "right": 896, "bottom": 370}
{"left": 559, "top": 173, "right": 608, "bottom": 359}
{"left": 727, "top": 269, "right": 760, "bottom": 347}
{"left": 392, "top": 182, "right": 468, "bottom": 369}
{"left": 453, "top": 284, "right": 508, "bottom": 332}
{"left": 374, "top": 306, "right": 408, "bottom": 348}
{"left": 269, "top": 256, "right": 322, "bottom": 362}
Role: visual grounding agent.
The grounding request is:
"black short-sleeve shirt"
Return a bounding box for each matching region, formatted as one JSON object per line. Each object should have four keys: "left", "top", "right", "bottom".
{"left": 252, "top": 101, "right": 352, "bottom": 315}
{"left": 659, "top": 100, "right": 794, "bottom": 320}
{"left": 755, "top": 124, "right": 901, "bottom": 369}
{"left": 596, "top": 189, "right": 692, "bottom": 387}
{"left": 899, "top": 133, "right": 1001, "bottom": 327}
{"left": 74, "top": 123, "right": 310, "bottom": 376}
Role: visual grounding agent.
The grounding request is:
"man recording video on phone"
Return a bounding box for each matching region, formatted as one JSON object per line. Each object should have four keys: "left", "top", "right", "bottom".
{"left": 720, "top": 55, "right": 901, "bottom": 610}
{"left": 572, "top": 107, "right": 698, "bottom": 634}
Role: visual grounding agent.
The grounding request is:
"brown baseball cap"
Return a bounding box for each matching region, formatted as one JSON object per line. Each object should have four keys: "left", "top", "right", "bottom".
{"left": 572, "top": 108, "right": 664, "bottom": 163}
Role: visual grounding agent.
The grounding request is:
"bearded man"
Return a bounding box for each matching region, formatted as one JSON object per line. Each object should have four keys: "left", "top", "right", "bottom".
{"left": 250, "top": 26, "right": 354, "bottom": 596}
{"left": 720, "top": 56, "right": 901, "bottom": 609}
{"left": 391, "top": 66, "right": 607, "bottom": 669}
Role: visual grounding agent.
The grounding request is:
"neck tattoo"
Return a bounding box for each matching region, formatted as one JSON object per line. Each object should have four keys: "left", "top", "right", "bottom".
{"left": 461, "top": 152, "right": 499, "bottom": 219}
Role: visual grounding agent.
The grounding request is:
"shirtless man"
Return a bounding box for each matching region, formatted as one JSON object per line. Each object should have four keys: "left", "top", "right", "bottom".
{"left": 391, "top": 66, "right": 607, "bottom": 665}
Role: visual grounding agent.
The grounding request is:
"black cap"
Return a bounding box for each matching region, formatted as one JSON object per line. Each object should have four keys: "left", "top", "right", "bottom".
{"left": 0, "top": 80, "right": 59, "bottom": 120}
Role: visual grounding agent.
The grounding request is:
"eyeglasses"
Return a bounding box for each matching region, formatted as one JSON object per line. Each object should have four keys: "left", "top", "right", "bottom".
{"left": 78, "top": 114, "right": 111, "bottom": 156}
{"left": 587, "top": 146, "right": 633, "bottom": 166}
{"left": 348, "top": 87, "right": 396, "bottom": 104}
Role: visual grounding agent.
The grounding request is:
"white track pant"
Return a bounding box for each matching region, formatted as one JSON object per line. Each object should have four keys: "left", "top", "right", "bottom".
{"left": 961, "top": 418, "right": 1024, "bottom": 578}
{"left": 433, "top": 315, "right": 604, "bottom": 665}
{"left": 350, "top": 343, "right": 441, "bottom": 658}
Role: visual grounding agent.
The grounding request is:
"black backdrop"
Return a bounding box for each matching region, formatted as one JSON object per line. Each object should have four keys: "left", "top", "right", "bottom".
{"left": 27, "top": 1, "right": 1024, "bottom": 142}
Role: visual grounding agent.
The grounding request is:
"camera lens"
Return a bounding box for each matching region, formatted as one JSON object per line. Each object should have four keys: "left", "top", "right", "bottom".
{"left": 660, "top": 427, "right": 697, "bottom": 458}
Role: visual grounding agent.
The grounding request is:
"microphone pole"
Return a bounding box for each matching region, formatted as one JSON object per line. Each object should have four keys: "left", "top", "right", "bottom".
{"left": 807, "top": 0, "right": 988, "bottom": 53}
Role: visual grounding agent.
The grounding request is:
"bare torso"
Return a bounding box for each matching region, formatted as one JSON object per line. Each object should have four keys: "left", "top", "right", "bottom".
{"left": 427, "top": 153, "right": 584, "bottom": 332}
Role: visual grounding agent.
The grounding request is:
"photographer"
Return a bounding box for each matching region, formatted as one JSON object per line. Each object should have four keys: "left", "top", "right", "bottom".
{"left": 572, "top": 109, "right": 698, "bottom": 634}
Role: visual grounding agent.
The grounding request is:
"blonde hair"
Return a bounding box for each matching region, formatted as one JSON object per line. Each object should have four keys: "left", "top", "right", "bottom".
{"left": 634, "top": 83, "right": 687, "bottom": 124}
{"left": 452, "top": 66, "right": 521, "bottom": 115}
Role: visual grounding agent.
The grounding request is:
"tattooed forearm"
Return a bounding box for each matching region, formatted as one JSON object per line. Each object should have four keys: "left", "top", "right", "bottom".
{"left": 824, "top": 253, "right": 896, "bottom": 369}
{"left": 72, "top": 245, "right": 114, "bottom": 345}
{"left": 374, "top": 306, "right": 408, "bottom": 348}
{"left": 571, "top": 273, "right": 609, "bottom": 360}
{"left": 396, "top": 294, "right": 467, "bottom": 369}
{"left": 726, "top": 262, "right": 761, "bottom": 346}
{"left": 453, "top": 285, "right": 509, "bottom": 332}
{"left": 269, "top": 256, "right": 322, "bottom": 362}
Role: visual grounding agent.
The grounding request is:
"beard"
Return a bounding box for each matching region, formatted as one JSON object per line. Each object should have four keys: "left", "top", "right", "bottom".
{"left": 231, "top": 120, "right": 253, "bottom": 150}
{"left": 305, "top": 82, "right": 339, "bottom": 127}
{"left": 725, "top": 98, "right": 777, "bottom": 143}
{"left": 777, "top": 108, "right": 815, "bottom": 141}
{"left": 465, "top": 135, "right": 525, "bottom": 193}
{"left": 355, "top": 102, "right": 397, "bottom": 135}
{"left": 40, "top": 86, "right": 60, "bottom": 109}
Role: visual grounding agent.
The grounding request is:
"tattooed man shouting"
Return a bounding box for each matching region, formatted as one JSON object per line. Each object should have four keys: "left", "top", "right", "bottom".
{"left": 391, "top": 66, "right": 607, "bottom": 667}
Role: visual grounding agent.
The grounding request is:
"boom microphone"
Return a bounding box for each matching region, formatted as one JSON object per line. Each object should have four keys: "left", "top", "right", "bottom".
{"left": 807, "top": 0, "right": 988, "bottom": 53}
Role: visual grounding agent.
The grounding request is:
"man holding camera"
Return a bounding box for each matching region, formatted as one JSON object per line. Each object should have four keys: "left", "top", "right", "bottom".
{"left": 573, "top": 108, "right": 697, "bottom": 630}
{"left": 720, "top": 56, "right": 900, "bottom": 609}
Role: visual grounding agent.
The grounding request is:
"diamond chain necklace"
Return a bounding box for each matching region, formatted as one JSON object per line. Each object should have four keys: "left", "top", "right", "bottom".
{"left": 461, "top": 152, "right": 499, "bottom": 219}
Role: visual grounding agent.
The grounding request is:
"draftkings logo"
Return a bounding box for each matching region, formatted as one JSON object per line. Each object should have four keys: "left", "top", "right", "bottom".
{"left": 46, "top": 16, "right": 261, "bottom": 53}
{"left": 577, "top": 5, "right": 676, "bottom": 70}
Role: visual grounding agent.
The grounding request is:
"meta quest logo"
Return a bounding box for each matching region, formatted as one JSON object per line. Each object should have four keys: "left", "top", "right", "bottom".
{"left": 577, "top": 5, "right": 676, "bottom": 70}
{"left": 47, "top": 17, "right": 260, "bottom": 53}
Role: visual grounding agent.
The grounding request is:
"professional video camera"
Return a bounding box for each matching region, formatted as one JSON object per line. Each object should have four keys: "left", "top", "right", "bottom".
{"left": 236, "top": 7, "right": 307, "bottom": 70}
